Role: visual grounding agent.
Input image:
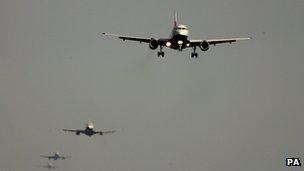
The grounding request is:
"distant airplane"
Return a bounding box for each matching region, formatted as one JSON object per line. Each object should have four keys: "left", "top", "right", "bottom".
{"left": 39, "top": 162, "right": 57, "bottom": 169}
{"left": 102, "top": 12, "right": 251, "bottom": 58}
{"left": 40, "top": 151, "right": 69, "bottom": 160}
{"left": 63, "top": 121, "right": 116, "bottom": 137}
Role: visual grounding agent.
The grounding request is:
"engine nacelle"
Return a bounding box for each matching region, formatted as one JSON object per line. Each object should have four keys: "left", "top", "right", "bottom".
{"left": 199, "top": 40, "right": 209, "bottom": 51}
{"left": 149, "top": 38, "right": 158, "bottom": 50}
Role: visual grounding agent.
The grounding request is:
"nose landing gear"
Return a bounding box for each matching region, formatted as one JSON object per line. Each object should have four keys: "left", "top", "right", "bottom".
{"left": 191, "top": 46, "right": 198, "bottom": 58}
{"left": 157, "top": 46, "right": 165, "bottom": 57}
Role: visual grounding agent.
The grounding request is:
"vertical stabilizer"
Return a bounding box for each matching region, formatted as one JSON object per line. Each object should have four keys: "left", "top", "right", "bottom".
{"left": 174, "top": 11, "right": 178, "bottom": 27}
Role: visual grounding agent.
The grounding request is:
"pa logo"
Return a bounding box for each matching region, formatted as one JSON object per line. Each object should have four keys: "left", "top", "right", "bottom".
{"left": 286, "top": 158, "right": 301, "bottom": 166}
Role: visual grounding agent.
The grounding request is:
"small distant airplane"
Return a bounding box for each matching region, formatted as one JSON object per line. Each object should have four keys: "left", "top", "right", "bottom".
{"left": 39, "top": 162, "right": 57, "bottom": 169}
{"left": 63, "top": 122, "right": 116, "bottom": 137}
{"left": 102, "top": 12, "right": 250, "bottom": 58}
{"left": 40, "top": 151, "right": 69, "bottom": 160}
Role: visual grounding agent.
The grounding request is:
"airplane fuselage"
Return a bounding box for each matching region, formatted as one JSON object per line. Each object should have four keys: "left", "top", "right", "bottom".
{"left": 167, "top": 24, "right": 190, "bottom": 50}
{"left": 83, "top": 127, "right": 96, "bottom": 136}
{"left": 51, "top": 156, "right": 59, "bottom": 160}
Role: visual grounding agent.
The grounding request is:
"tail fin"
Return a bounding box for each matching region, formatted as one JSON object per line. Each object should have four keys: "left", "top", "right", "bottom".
{"left": 174, "top": 11, "right": 178, "bottom": 27}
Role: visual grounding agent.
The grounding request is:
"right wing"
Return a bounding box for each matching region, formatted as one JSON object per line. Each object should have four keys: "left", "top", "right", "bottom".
{"left": 102, "top": 33, "right": 168, "bottom": 46}
{"left": 40, "top": 155, "right": 52, "bottom": 159}
{"left": 102, "top": 33, "right": 151, "bottom": 43}
{"left": 62, "top": 129, "right": 82, "bottom": 133}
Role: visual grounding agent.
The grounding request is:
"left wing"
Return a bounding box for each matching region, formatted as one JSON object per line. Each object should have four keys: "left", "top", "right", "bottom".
{"left": 190, "top": 37, "right": 251, "bottom": 46}
{"left": 60, "top": 156, "right": 70, "bottom": 160}
{"left": 95, "top": 130, "right": 116, "bottom": 135}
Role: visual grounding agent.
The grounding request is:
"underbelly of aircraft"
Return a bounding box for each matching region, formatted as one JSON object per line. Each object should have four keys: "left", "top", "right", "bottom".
{"left": 170, "top": 35, "right": 189, "bottom": 50}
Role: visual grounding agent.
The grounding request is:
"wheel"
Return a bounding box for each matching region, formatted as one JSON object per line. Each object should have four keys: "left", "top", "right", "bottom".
{"left": 157, "top": 51, "right": 161, "bottom": 57}
{"left": 157, "top": 51, "right": 164, "bottom": 57}
{"left": 195, "top": 53, "right": 198, "bottom": 58}
{"left": 191, "top": 53, "right": 195, "bottom": 58}
{"left": 191, "top": 53, "right": 198, "bottom": 58}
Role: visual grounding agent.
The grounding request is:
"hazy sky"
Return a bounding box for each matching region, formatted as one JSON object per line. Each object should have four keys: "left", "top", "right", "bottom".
{"left": 0, "top": 0, "right": 303, "bottom": 170}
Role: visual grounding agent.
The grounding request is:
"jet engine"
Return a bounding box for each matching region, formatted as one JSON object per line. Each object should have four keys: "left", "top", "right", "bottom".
{"left": 76, "top": 131, "right": 80, "bottom": 135}
{"left": 149, "top": 38, "right": 158, "bottom": 50}
{"left": 199, "top": 40, "right": 209, "bottom": 51}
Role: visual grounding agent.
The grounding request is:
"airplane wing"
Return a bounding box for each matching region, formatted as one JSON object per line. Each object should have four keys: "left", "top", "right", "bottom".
{"left": 43, "top": 165, "right": 57, "bottom": 169}
{"left": 102, "top": 130, "right": 116, "bottom": 134}
{"left": 60, "top": 156, "right": 70, "bottom": 160}
{"left": 38, "top": 164, "right": 57, "bottom": 169}
{"left": 189, "top": 37, "right": 251, "bottom": 46}
{"left": 35, "top": 164, "right": 57, "bottom": 169}
{"left": 102, "top": 33, "right": 151, "bottom": 43}
{"left": 96, "top": 130, "right": 116, "bottom": 135}
{"left": 102, "top": 33, "right": 168, "bottom": 45}
{"left": 40, "top": 155, "right": 52, "bottom": 159}
{"left": 62, "top": 129, "right": 77, "bottom": 132}
{"left": 62, "top": 129, "right": 83, "bottom": 133}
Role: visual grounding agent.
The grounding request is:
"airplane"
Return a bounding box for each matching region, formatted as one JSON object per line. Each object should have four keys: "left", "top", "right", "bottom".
{"left": 38, "top": 162, "right": 57, "bottom": 170}
{"left": 102, "top": 12, "right": 251, "bottom": 58}
{"left": 63, "top": 121, "right": 116, "bottom": 137}
{"left": 40, "top": 151, "right": 69, "bottom": 160}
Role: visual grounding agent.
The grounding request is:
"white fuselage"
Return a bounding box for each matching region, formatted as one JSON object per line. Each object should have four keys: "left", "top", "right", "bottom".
{"left": 83, "top": 122, "right": 96, "bottom": 136}
{"left": 171, "top": 24, "right": 189, "bottom": 38}
{"left": 167, "top": 24, "right": 190, "bottom": 50}
{"left": 53, "top": 152, "right": 61, "bottom": 159}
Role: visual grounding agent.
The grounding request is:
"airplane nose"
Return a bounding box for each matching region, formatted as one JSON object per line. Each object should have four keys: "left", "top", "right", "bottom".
{"left": 88, "top": 124, "right": 94, "bottom": 129}
{"left": 177, "top": 29, "right": 189, "bottom": 36}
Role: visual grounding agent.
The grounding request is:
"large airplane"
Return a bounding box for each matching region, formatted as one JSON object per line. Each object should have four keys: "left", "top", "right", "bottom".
{"left": 40, "top": 151, "right": 69, "bottom": 160}
{"left": 102, "top": 12, "right": 250, "bottom": 58}
{"left": 63, "top": 122, "right": 116, "bottom": 137}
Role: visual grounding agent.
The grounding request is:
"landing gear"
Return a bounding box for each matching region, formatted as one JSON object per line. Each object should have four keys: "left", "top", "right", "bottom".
{"left": 178, "top": 45, "right": 183, "bottom": 52}
{"left": 191, "top": 46, "right": 198, "bottom": 58}
{"left": 157, "top": 51, "right": 164, "bottom": 57}
{"left": 157, "top": 46, "right": 164, "bottom": 57}
{"left": 191, "top": 52, "right": 198, "bottom": 58}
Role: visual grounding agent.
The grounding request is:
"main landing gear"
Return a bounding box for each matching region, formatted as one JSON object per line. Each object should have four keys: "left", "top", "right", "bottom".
{"left": 157, "top": 46, "right": 164, "bottom": 57}
{"left": 191, "top": 46, "right": 198, "bottom": 58}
